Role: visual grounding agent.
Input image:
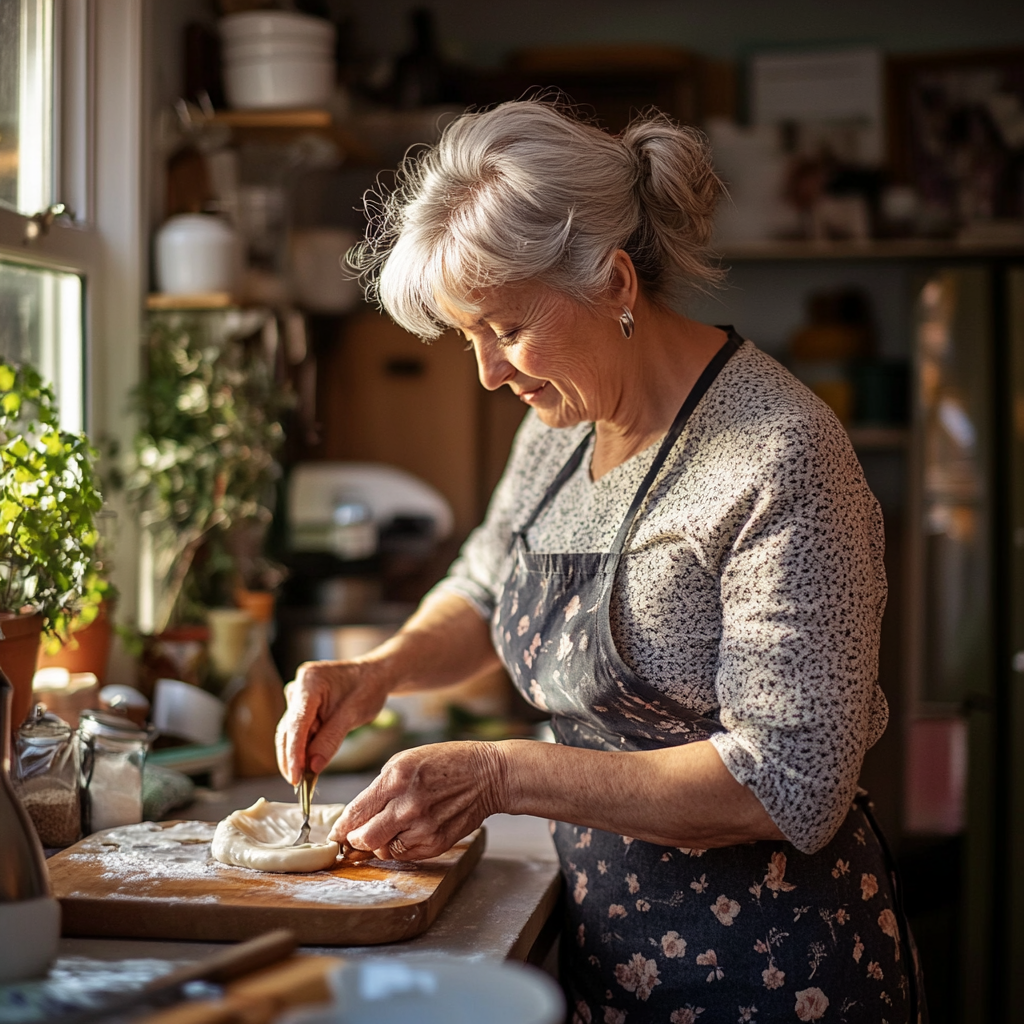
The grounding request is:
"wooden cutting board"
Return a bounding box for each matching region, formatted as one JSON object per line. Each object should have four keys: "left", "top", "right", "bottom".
{"left": 48, "top": 819, "right": 485, "bottom": 945}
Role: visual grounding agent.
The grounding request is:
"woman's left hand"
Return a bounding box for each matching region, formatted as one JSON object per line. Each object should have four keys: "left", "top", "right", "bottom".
{"left": 329, "top": 741, "right": 508, "bottom": 861}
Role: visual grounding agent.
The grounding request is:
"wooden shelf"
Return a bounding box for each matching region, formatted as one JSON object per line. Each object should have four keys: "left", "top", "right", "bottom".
{"left": 846, "top": 426, "right": 910, "bottom": 451}
{"left": 720, "top": 238, "right": 1024, "bottom": 262}
{"left": 146, "top": 292, "right": 236, "bottom": 310}
{"left": 202, "top": 108, "right": 332, "bottom": 129}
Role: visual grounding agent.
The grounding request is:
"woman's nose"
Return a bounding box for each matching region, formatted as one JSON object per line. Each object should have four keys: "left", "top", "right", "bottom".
{"left": 474, "top": 341, "right": 515, "bottom": 391}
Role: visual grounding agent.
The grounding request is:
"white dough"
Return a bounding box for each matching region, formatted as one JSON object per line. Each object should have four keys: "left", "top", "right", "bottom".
{"left": 211, "top": 797, "right": 344, "bottom": 873}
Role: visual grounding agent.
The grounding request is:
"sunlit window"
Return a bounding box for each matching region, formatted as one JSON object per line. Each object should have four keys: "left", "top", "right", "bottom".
{"left": 0, "top": 260, "right": 82, "bottom": 430}
{"left": 0, "top": 0, "right": 55, "bottom": 216}
{"left": 0, "top": 0, "right": 83, "bottom": 428}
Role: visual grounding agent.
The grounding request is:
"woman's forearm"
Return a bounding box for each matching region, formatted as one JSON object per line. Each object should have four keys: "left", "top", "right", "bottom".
{"left": 366, "top": 589, "right": 501, "bottom": 693}
{"left": 494, "top": 738, "right": 785, "bottom": 849}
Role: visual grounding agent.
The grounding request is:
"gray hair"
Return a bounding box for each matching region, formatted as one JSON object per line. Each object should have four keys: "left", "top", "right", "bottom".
{"left": 348, "top": 99, "right": 725, "bottom": 340}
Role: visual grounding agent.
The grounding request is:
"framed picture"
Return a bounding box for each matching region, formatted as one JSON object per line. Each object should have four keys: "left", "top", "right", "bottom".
{"left": 887, "top": 48, "right": 1024, "bottom": 228}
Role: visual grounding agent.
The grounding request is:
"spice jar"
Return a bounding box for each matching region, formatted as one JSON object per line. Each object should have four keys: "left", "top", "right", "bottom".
{"left": 78, "top": 710, "right": 153, "bottom": 834}
{"left": 12, "top": 704, "right": 81, "bottom": 848}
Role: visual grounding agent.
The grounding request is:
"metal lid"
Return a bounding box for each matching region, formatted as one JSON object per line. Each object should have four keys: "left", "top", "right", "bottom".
{"left": 78, "top": 709, "right": 152, "bottom": 742}
{"left": 17, "top": 703, "right": 72, "bottom": 743}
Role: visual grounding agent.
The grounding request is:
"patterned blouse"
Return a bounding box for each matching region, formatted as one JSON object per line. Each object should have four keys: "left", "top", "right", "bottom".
{"left": 434, "top": 339, "right": 889, "bottom": 854}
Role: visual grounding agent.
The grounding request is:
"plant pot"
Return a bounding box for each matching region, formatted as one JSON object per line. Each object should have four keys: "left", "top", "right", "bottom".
{"left": 36, "top": 600, "right": 115, "bottom": 685}
{"left": 0, "top": 612, "right": 45, "bottom": 735}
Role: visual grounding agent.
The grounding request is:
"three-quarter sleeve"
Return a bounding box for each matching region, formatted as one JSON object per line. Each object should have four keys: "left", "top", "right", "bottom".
{"left": 708, "top": 416, "right": 888, "bottom": 855}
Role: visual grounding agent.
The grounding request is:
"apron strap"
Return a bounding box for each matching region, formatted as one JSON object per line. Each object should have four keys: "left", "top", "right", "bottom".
{"left": 514, "top": 427, "right": 596, "bottom": 540}
{"left": 608, "top": 328, "right": 741, "bottom": 556}
{"left": 514, "top": 327, "right": 742, "bottom": 549}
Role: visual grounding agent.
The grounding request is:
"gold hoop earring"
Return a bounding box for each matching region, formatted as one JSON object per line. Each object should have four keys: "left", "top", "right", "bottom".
{"left": 619, "top": 306, "right": 634, "bottom": 339}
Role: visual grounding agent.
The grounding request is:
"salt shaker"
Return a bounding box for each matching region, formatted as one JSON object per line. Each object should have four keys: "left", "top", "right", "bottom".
{"left": 13, "top": 704, "right": 81, "bottom": 847}
{"left": 78, "top": 710, "right": 153, "bottom": 834}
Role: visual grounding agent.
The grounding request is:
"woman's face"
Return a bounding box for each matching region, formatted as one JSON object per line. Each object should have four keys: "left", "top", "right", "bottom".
{"left": 444, "top": 281, "right": 620, "bottom": 431}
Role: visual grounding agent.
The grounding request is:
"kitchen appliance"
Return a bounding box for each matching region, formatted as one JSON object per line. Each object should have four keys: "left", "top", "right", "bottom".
{"left": 281, "top": 463, "right": 454, "bottom": 679}
{"left": 288, "top": 462, "right": 454, "bottom": 557}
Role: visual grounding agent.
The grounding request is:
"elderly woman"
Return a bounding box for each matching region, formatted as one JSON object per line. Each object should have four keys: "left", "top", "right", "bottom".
{"left": 277, "top": 100, "right": 924, "bottom": 1022}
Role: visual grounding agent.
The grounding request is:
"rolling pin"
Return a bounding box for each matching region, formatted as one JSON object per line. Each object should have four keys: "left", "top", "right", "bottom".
{"left": 140, "top": 953, "right": 345, "bottom": 1024}
{"left": 62, "top": 930, "right": 298, "bottom": 1024}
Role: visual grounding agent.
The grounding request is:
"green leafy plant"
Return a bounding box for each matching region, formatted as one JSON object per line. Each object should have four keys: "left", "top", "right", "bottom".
{"left": 0, "top": 363, "right": 105, "bottom": 634}
{"left": 124, "top": 312, "right": 288, "bottom": 632}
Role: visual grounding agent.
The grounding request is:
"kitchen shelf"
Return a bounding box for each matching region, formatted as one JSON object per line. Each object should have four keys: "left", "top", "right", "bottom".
{"left": 201, "top": 108, "right": 332, "bottom": 129}
{"left": 720, "top": 238, "right": 1024, "bottom": 262}
{"left": 195, "top": 108, "right": 381, "bottom": 164}
{"left": 146, "top": 291, "right": 236, "bottom": 310}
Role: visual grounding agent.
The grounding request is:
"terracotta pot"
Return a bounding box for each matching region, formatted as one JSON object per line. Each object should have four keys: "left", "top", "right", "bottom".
{"left": 0, "top": 612, "right": 45, "bottom": 735}
{"left": 36, "top": 600, "right": 115, "bottom": 685}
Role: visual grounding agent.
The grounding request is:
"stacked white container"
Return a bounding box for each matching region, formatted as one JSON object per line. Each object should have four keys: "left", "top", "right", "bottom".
{"left": 220, "top": 11, "right": 336, "bottom": 109}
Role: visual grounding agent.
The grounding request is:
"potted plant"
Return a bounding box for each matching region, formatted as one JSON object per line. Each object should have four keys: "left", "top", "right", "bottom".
{"left": 124, "top": 311, "right": 288, "bottom": 637}
{"left": 0, "top": 363, "right": 105, "bottom": 731}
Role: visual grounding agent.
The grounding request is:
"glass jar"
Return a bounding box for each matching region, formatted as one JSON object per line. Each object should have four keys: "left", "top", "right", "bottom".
{"left": 12, "top": 704, "right": 81, "bottom": 848}
{"left": 78, "top": 710, "right": 153, "bottom": 834}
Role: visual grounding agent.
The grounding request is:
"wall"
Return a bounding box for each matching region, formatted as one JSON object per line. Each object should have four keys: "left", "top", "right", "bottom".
{"left": 349, "top": 0, "right": 1024, "bottom": 67}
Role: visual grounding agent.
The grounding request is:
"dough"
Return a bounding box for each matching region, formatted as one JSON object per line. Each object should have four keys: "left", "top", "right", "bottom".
{"left": 211, "top": 797, "right": 344, "bottom": 873}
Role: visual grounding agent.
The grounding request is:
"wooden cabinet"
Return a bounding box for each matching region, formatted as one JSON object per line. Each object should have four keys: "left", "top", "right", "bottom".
{"left": 318, "top": 305, "right": 526, "bottom": 538}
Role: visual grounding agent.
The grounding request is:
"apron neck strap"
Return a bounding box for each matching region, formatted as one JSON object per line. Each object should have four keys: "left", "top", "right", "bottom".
{"left": 608, "top": 328, "right": 741, "bottom": 555}
{"left": 516, "top": 328, "right": 742, "bottom": 547}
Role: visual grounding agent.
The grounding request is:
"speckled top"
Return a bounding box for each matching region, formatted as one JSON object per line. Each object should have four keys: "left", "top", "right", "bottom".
{"left": 434, "top": 339, "right": 888, "bottom": 854}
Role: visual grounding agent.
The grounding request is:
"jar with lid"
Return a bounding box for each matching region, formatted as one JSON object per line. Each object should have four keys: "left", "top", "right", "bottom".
{"left": 78, "top": 710, "right": 154, "bottom": 834}
{"left": 12, "top": 704, "right": 81, "bottom": 848}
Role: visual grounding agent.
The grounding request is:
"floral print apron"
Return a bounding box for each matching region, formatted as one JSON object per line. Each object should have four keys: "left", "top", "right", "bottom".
{"left": 491, "top": 332, "right": 925, "bottom": 1023}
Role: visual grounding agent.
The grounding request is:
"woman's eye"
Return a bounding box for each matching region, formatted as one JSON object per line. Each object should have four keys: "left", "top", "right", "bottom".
{"left": 495, "top": 329, "right": 519, "bottom": 348}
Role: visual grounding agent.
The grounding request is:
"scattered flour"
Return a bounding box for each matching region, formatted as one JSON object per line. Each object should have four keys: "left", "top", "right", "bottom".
{"left": 71, "top": 820, "right": 403, "bottom": 905}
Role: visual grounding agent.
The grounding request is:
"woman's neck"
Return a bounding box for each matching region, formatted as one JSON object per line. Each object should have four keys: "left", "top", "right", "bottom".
{"left": 590, "top": 312, "right": 728, "bottom": 481}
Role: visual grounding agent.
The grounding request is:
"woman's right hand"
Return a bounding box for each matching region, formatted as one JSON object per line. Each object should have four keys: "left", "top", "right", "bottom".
{"left": 275, "top": 659, "right": 391, "bottom": 785}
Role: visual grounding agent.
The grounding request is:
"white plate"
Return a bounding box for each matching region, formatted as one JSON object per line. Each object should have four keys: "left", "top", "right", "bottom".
{"left": 279, "top": 958, "right": 564, "bottom": 1024}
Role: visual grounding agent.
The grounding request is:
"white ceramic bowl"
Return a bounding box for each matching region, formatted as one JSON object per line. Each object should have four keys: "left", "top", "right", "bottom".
{"left": 224, "top": 37, "right": 334, "bottom": 62}
{"left": 154, "top": 214, "right": 240, "bottom": 295}
{"left": 279, "top": 958, "right": 564, "bottom": 1024}
{"left": 220, "top": 11, "right": 335, "bottom": 46}
{"left": 224, "top": 56, "right": 334, "bottom": 110}
{"left": 151, "top": 678, "right": 225, "bottom": 747}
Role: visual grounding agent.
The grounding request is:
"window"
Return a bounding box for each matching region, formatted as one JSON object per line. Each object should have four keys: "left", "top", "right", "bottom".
{"left": 0, "top": 0, "right": 92, "bottom": 430}
{"left": 0, "top": 0, "right": 55, "bottom": 216}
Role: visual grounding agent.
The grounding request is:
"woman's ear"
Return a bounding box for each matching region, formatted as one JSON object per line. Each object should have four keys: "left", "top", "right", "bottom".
{"left": 607, "top": 250, "right": 639, "bottom": 312}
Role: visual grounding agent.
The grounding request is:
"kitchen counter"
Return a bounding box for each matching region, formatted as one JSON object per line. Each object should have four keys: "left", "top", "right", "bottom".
{"left": 9, "top": 775, "right": 562, "bottom": 1021}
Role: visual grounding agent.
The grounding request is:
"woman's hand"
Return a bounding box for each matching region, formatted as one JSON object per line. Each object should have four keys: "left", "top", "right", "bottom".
{"left": 275, "top": 659, "right": 390, "bottom": 785}
{"left": 329, "top": 742, "right": 508, "bottom": 861}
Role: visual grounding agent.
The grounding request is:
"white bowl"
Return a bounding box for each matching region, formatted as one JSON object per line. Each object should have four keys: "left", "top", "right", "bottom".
{"left": 154, "top": 214, "right": 240, "bottom": 295}
{"left": 279, "top": 958, "right": 564, "bottom": 1024}
{"left": 151, "top": 678, "right": 226, "bottom": 747}
{"left": 224, "top": 37, "right": 334, "bottom": 62}
{"left": 224, "top": 57, "right": 334, "bottom": 110}
{"left": 221, "top": 11, "right": 335, "bottom": 45}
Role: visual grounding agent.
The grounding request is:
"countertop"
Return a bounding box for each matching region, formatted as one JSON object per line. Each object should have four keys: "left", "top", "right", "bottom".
{"left": 2, "top": 775, "right": 563, "bottom": 1022}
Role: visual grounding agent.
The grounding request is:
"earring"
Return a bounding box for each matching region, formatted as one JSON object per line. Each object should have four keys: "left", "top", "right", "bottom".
{"left": 619, "top": 306, "right": 634, "bottom": 339}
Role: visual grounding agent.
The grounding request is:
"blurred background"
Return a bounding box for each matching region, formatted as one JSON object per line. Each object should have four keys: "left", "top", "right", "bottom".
{"left": 2, "top": 1, "right": 1023, "bottom": 1020}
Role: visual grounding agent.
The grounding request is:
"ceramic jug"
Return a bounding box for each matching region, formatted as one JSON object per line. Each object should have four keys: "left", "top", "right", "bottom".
{"left": 0, "top": 669, "right": 61, "bottom": 982}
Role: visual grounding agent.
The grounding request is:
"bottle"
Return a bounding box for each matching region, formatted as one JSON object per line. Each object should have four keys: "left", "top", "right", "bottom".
{"left": 0, "top": 670, "right": 61, "bottom": 983}
{"left": 227, "top": 591, "right": 286, "bottom": 778}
